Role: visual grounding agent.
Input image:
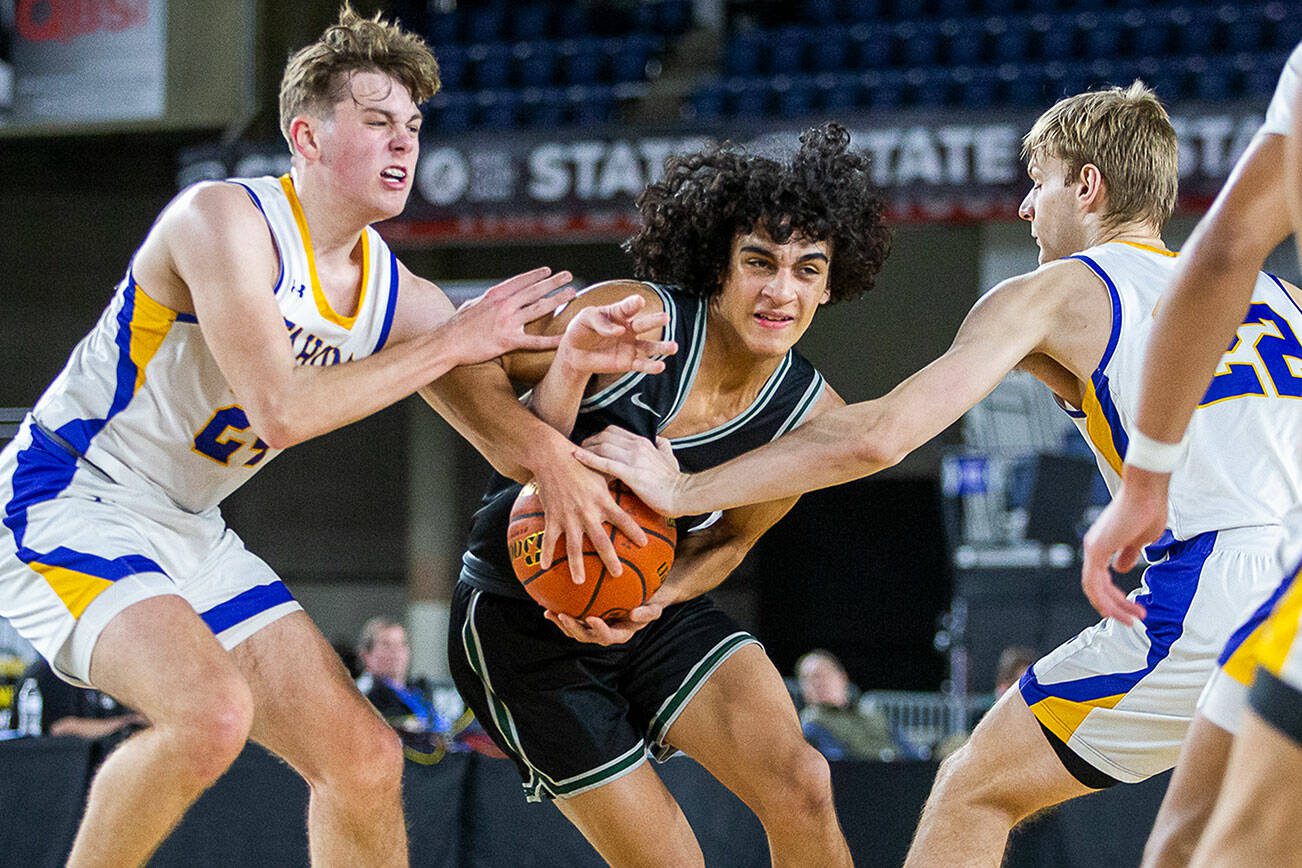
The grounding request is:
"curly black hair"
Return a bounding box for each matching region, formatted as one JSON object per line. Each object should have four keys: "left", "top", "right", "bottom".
{"left": 625, "top": 123, "right": 892, "bottom": 304}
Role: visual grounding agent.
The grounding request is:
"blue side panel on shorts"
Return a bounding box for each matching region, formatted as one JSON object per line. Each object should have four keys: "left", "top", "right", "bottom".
{"left": 1219, "top": 554, "right": 1302, "bottom": 666}
{"left": 1021, "top": 531, "right": 1215, "bottom": 704}
{"left": 199, "top": 580, "right": 294, "bottom": 634}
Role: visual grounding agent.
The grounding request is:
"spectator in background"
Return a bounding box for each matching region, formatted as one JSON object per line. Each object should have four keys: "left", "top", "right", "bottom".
{"left": 355, "top": 617, "right": 443, "bottom": 733}
{"left": 995, "top": 646, "right": 1038, "bottom": 697}
{"left": 21, "top": 658, "right": 146, "bottom": 740}
{"left": 797, "top": 649, "right": 913, "bottom": 761}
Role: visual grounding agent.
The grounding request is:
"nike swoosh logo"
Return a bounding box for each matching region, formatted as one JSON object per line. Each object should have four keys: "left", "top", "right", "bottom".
{"left": 629, "top": 392, "right": 661, "bottom": 417}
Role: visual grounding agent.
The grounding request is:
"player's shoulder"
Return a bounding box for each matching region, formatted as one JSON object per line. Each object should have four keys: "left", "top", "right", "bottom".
{"left": 980, "top": 257, "right": 1098, "bottom": 310}
{"left": 158, "top": 180, "right": 268, "bottom": 239}
{"left": 573, "top": 279, "right": 665, "bottom": 313}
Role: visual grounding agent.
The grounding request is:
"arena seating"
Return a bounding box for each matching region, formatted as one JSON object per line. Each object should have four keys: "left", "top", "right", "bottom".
{"left": 407, "top": 0, "right": 1302, "bottom": 132}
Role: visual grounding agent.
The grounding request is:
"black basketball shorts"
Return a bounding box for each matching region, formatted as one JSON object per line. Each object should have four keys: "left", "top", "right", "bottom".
{"left": 448, "top": 581, "right": 759, "bottom": 802}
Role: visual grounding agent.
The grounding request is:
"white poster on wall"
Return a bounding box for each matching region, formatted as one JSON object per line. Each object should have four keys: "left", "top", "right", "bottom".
{"left": 2, "top": 0, "right": 166, "bottom": 127}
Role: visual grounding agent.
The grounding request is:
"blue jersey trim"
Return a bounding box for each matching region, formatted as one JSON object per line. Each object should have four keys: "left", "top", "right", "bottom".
{"left": 230, "top": 180, "right": 285, "bottom": 296}
{"left": 53, "top": 282, "right": 142, "bottom": 456}
{"left": 1091, "top": 370, "right": 1130, "bottom": 463}
{"left": 200, "top": 580, "right": 295, "bottom": 634}
{"left": 1266, "top": 272, "right": 1302, "bottom": 317}
{"left": 1218, "top": 554, "right": 1302, "bottom": 666}
{"left": 1069, "top": 254, "right": 1123, "bottom": 375}
{"left": 373, "top": 250, "right": 399, "bottom": 354}
{"left": 1020, "top": 530, "right": 1214, "bottom": 705}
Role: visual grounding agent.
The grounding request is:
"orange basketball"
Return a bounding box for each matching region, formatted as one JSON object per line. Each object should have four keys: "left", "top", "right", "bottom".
{"left": 508, "top": 479, "right": 676, "bottom": 620}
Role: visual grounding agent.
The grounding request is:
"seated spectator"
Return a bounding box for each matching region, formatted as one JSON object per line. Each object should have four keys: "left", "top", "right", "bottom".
{"left": 796, "top": 649, "right": 915, "bottom": 761}
{"left": 355, "top": 617, "right": 504, "bottom": 762}
{"left": 21, "top": 658, "right": 146, "bottom": 740}
{"left": 995, "top": 645, "right": 1037, "bottom": 696}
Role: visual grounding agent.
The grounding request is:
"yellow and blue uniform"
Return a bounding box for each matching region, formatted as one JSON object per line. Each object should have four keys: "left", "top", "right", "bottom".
{"left": 1019, "top": 241, "right": 1302, "bottom": 784}
{"left": 0, "top": 173, "right": 401, "bottom": 685}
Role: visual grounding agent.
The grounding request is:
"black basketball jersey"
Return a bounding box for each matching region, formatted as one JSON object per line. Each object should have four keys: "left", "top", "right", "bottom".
{"left": 459, "top": 283, "right": 827, "bottom": 600}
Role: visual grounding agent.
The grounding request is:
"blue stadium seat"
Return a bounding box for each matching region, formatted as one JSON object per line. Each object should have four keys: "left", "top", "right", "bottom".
{"left": 774, "top": 76, "right": 818, "bottom": 119}
{"left": 1002, "top": 66, "right": 1048, "bottom": 107}
{"left": 862, "top": 70, "right": 904, "bottom": 110}
{"left": 1038, "top": 19, "right": 1079, "bottom": 62}
{"left": 427, "top": 12, "right": 459, "bottom": 46}
{"left": 560, "top": 38, "right": 607, "bottom": 85}
{"left": 892, "top": 0, "right": 927, "bottom": 22}
{"left": 556, "top": 4, "right": 592, "bottom": 38}
{"left": 431, "top": 93, "right": 473, "bottom": 134}
{"left": 521, "top": 87, "right": 568, "bottom": 127}
{"left": 467, "top": 6, "right": 505, "bottom": 44}
{"left": 569, "top": 85, "right": 617, "bottom": 127}
{"left": 804, "top": 0, "right": 839, "bottom": 25}
{"left": 1192, "top": 56, "right": 1236, "bottom": 103}
{"left": 1223, "top": 14, "right": 1266, "bottom": 54}
{"left": 611, "top": 34, "right": 659, "bottom": 83}
{"left": 476, "top": 90, "right": 521, "bottom": 130}
{"left": 989, "top": 20, "right": 1033, "bottom": 63}
{"left": 1127, "top": 12, "right": 1170, "bottom": 58}
{"left": 979, "top": 0, "right": 1020, "bottom": 15}
{"left": 1173, "top": 8, "right": 1218, "bottom": 56}
{"left": 690, "top": 81, "right": 726, "bottom": 121}
{"left": 809, "top": 29, "right": 851, "bottom": 74}
{"left": 517, "top": 43, "right": 557, "bottom": 89}
{"left": 852, "top": 25, "right": 895, "bottom": 69}
{"left": 771, "top": 26, "right": 810, "bottom": 75}
{"left": 816, "top": 73, "right": 861, "bottom": 112}
{"left": 725, "top": 30, "right": 766, "bottom": 77}
{"left": 909, "top": 68, "right": 953, "bottom": 108}
{"left": 1275, "top": 15, "right": 1302, "bottom": 52}
{"left": 657, "top": 0, "right": 693, "bottom": 36}
{"left": 1242, "top": 53, "right": 1286, "bottom": 98}
{"left": 936, "top": 0, "right": 972, "bottom": 18}
{"left": 510, "top": 5, "right": 550, "bottom": 41}
{"left": 897, "top": 22, "right": 941, "bottom": 67}
{"left": 726, "top": 78, "right": 771, "bottom": 117}
{"left": 944, "top": 24, "right": 987, "bottom": 67}
{"left": 435, "top": 47, "right": 467, "bottom": 91}
{"left": 953, "top": 67, "right": 998, "bottom": 109}
{"left": 1079, "top": 13, "right": 1123, "bottom": 59}
{"left": 469, "top": 43, "right": 512, "bottom": 90}
{"left": 841, "top": 0, "right": 883, "bottom": 24}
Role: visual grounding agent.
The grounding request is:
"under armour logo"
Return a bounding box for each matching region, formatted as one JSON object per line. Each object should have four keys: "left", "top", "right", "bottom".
{"left": 629, "top": 393, "right": 661, "bottom": 417}
{"left": 291, "top": 284, "right": 306, "bottom": 298}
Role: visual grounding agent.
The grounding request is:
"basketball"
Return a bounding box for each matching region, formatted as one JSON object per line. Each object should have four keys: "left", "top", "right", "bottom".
{"left": 507, "top": 479, "right": 676, "bottom": 620}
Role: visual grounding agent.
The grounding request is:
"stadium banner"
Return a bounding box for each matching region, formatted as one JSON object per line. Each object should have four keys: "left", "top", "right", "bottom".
{"left": 178, "top": 107, "right": 1266, "bottom": 245}
{"left": 1, "top": 0, "right": 166, "bottom": 127}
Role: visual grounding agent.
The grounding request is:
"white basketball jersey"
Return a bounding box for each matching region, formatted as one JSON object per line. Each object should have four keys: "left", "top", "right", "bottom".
{"left": 1065, "top": 241, "right": 1302, "bottom": 538}
{"left": 1261, "top": 41, "right": 1302, "bottom": 137}
{"left": 28, "top": 174, "right": 401, "bottom": 514}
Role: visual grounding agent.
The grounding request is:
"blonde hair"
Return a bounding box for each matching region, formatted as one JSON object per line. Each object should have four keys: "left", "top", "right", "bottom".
{"left": 1022, "top": 81, "right": 1178, "bottom": 231}
{"left": 279, "top": 3, "right": 440, "bottom": 149}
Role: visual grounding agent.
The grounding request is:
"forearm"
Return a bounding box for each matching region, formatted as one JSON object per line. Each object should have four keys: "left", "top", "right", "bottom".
{"left": 420, "top": 363, "right": 572, "bottom": 482}
{"left": 526, "top": 357, "right": 590, "bottom": 438}
{"left": 1290, "top": 108, "right": 1302, "bottom": 264}
{"left": 48, "top": 716, "right": 135, "bottom": 739}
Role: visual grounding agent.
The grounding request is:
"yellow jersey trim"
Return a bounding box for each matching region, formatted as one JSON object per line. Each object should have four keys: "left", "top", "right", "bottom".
{"left": 1258, "top": 573, "right": 1302, "bottom": 678}
{"left": 31, "top": 562, "right": 113, "bottom": 618}
{"left": 1080, "top": 379, "right": 1124, "bottom": 476}
{"left": 278, "top": 174, "right": 370, "bottom": 330}
{"left": 1115, "top": 240, "right": 1177, "bottom": 258}
{"left": 128, "top": 284, "right": 179, "bottom": 394}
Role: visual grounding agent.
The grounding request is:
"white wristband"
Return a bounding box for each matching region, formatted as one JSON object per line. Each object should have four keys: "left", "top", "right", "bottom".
{"left": 1125, "top": 430, "right": 1186, "bottom": 474}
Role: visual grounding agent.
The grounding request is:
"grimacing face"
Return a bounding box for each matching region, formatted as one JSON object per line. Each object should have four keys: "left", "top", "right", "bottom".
{"left": 307, "top": 69, "right": 422, "bottom": 222}
{"left": 711, "top": 227, "right": 832, "bottom": 359}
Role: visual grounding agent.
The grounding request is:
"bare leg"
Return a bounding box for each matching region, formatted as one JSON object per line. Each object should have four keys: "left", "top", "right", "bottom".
{"left": 67, "top": 596, "right": 255, "bottom": 867}
{"left": 231, "top": 611, "right": 407, "bottom": 867}
{"left": 554, "top": 762, "right": 705, "bottom": 868}
{"left": 906, "top": 688, "right": 1094, "bottom": 867}
{"left": 1192, "top": 709, "right": 1302, "bottom": 866}
{"left": 1142, "top": 714, "right": 1232, "bottom": 868}
{"left": 667, "top": 645, "right": 851, "bottom": 868}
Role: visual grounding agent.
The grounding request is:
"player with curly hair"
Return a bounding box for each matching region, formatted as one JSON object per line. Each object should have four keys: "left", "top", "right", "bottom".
{"left": 433, "top": 122, "right": 890, "bottom": 866}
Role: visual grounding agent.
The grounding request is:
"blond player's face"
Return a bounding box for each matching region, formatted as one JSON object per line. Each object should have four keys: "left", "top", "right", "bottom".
{"left": 712, "top": 228, "right": 832, "bottom": 359}
{"left": 318, "top": 70, "right": 421, "bottom": 220}
{"left": 1019, "top": 153, "right": 1089, "bottom": 264}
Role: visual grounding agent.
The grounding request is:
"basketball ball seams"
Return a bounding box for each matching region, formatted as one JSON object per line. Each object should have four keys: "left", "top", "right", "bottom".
{"left": 520, "top": 554, "right": 568, "bottom": 587}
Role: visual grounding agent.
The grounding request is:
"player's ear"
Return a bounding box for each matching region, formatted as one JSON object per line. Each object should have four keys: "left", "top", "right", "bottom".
{"left": 290, "top": 115, "right": 321, "bottom": 161}
{"left": 1077, "top": 163, "right": 1106, "bottom": 210}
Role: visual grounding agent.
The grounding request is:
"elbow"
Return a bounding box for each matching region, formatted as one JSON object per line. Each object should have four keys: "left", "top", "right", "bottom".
{"left": 849, "top": 434, "right": 905, "bottom": 474}
{"left": 244, "top": 395, "right": 301, "bottom": 451}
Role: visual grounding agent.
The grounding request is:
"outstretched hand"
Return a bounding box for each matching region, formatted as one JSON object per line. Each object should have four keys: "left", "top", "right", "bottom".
{"left": 446, "top": 267, "right": 575, "bottom": 365}
{"left": 1080, "top": 469, "right": 1169, "bottom": 625}
{"left": 573, "top": 427, "right": 686, "bottom": 517}
{"left": 558, "top": 294, "right": 677, "bottom": 377}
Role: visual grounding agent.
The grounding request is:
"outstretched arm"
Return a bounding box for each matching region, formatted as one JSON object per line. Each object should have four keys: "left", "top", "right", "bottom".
{"left": 577, "top": 265, "right": 1080, "bottom": 517}
{"left": 1081, "top": 130, "right": 1293, "bottom": 625}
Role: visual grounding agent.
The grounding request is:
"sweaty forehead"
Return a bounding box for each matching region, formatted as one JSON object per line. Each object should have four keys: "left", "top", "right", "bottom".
{"left": 735, "top": 229, "right": 829, "bottom": 258}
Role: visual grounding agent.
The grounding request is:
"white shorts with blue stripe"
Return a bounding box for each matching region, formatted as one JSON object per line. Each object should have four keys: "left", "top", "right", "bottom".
{"left": 0, "top": 423, "right": 301, "bottom": 687}
{"left": 1019, "top": 525, "right": 1282, "bottom": 783}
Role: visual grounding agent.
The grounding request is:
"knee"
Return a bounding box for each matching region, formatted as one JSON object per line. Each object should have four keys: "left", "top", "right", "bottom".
{"left": 315, "top": 713, "right": 405, "bottom": 797}
{"left": 762, "top": 744, "right": 837, "bottom": 823}
{"left": 158, "top": 680, "right": 255, "bottom": 785}
{"left": 928, "top": 740, "right": 1017, "bottom": 817}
